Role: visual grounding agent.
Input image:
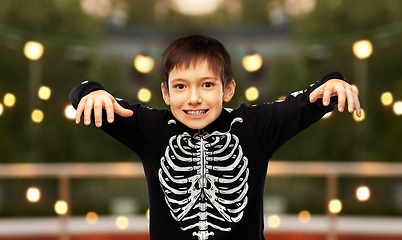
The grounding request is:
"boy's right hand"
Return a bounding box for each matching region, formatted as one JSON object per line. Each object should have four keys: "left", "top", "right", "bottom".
{"left": 75, "top": 90, "right": 133, "bottom": 127}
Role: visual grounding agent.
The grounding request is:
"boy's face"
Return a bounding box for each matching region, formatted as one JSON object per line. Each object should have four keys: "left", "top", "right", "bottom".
{"left": 161, "top": 60, "right": 235, "bottom": 129}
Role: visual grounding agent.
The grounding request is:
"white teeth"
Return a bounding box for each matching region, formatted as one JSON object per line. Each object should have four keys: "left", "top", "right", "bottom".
{"left": 186, "top": 110, "right": 206, "bottom": 115}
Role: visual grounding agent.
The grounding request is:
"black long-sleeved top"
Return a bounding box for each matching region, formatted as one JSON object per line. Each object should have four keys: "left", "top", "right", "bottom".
{"left": 70, "top": 71, "right": 344, "bottom": 240}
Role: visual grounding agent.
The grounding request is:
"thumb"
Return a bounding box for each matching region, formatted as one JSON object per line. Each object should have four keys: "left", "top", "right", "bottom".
{"left": 113, "top": 101, "right": 134, "bottom": 117}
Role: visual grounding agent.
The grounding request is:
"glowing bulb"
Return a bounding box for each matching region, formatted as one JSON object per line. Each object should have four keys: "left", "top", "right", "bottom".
{"left": 64, "top": 105, "right": 76, "bottom": 120}
{"left": 356, "top": 186, "right": 370, "bottom": 201}
{"left": 298, "top": 210, "right": 311, "bottom": 223}
{"left": 242, "top": 53, "right": 263, "bottom": 72}
{"left": 245, "top": 87, "right": 259, "bottom": 101}
{"left": 116, "top": 216, "right": 129, "bottom": 230}
{"left": 86, "top": 212, "right": 98, "bottom": 225}
{"left": 381, "top": 92, "right": 393, "bottom": 106}
{"left": 268, "top": 214, "right": 281, "bottom": 228}
{"left": 24, "top": 41, "right": 44, "bottom": 60}
{"left": 31, "top": 109, "right": 44, "bottom": 123}
{"left": 55, "top": 200, "right": 68, "bottom": 215}
{"left": 328, "top": 199, "right": 342, "bottom": 214}
{"left": 353, "top": 40, "right": 373, "bottom": 59}
{"left": 393, "top": 101, "right": 402, "bottom": 115}
{"left": 353, "top": 108, "right": 365, "bottom": 122}
{"left": 0, "top": 103, "right": 3, "bottom": 116}
{"left": 4, "top": 93, "right": 16, "bottom": 107}
{"left": 26, "top": 187, "right": 41, "bottom": 203}
{"left": 38, "top": 86, "right": 51, "bottom": 100}
{"left": 137, "top": 88, "right": 152, "bottom": 102}
{"left": 134, "top": 55, "right": 154, "bottom": 73}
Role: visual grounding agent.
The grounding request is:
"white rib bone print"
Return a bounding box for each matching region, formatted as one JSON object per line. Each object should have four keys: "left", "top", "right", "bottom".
{"left": 158, "top": 118, "right": 248, "bottom": 240}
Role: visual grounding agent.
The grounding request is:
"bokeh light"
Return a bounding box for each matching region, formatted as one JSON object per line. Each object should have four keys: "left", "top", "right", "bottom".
{"left": 353, "top": 108, "right": 365, "bottom": 122}
{"left": 352, "top": 40, "right": 373, "bottom": 59}
{"left": 393, "top": 101, "right": 402, "bottom": 115}
{"left": 4, "top": 93, "right": 16, "bottom": 107}
{"left": 245, "top": 87, "right": 259, "bottom": 101}
{"left": 137, "top": 88, "right": 152, "bottom": 102}
{"left": 38, "top": 86, "right": 51, "bottom": 100}
{"left": 242, "top": 53, "right": 263, "bottom": 72}
{"left": 172, "top": 0, "right": 223, "bottom": 16}
{"left": 328, "top": 199, "right": 342, "bottom": 214}
{"left": 86, "top": 212, "right": 98, "bottom": 225}
{"left": 322, "top": 112, "right": 332, "bottom": 119}
{"left": 64, "top": 105, "right": 76, "bottom": 120}
{"left": 356, "top": 186, "right": 370, "bottom": 201}
{"left": 267, "top": 214, "right": 281, "bottom": 228}
{"left": 54, "top": 200, "right": 68, "bottom": 215}
{"left": 0, "top": 103, "right": 3, "bottom": 116}
{"left": 26, "top": 187, "right": 41, "bottom": 203}
{"left": 116, "top": 216, "right": 129, "bottom": 230}
{"left": 381, "top": 92, "right": 393, "bottom": 106}
{"left": 298, "top": 210, "right": 311, "bottom": 223}
{"left": 24, "top": 41, "right": 44, "bottom": 60}
{"left": 134, "top": 55, "right": 154, "bottom": 74}
{"left": 31, "top": 109, "right": 44, "bottom": 123}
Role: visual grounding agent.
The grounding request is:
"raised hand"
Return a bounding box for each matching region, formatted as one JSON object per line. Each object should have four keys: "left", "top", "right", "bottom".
{"left": 75, "top": 90, "right": 133, "bottom": 127}
{"left": 309, "top": 79, "right": 361, "bottom": 117}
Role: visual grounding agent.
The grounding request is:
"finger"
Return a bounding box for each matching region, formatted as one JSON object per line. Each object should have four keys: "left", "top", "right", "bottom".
{"left": 353, "top": 89, "right": 362, "bottom": 117}
{"left": 75, "top": 97, "right": 87, "bottom": 124}
{"left": 93, "top": 97, "right": 103, "bottom": 127}
{"left": 322, "top": 84, "right": 333, "bottom": 106}
{"left": 114, "top": 101, "right": 134, "bottom": 117}
{"left": 309, "top": 88, "right": 322, "bottom": 103}
{"left": 345, "top": 86, "right": 355, "bottom": 113}
{"left": 104, "top": 98, "right": 115, "bottom": 123}
{"left": 83, "top": 97, "right": 94, "bottom": 126}
{"left": 336, "top": 85, "right": 346, "bottom": 112}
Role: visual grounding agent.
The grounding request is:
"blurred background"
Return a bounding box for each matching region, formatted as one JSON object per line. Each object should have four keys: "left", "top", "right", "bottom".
{"left": 0, "top": 0, "right": 402, "bottom": 239}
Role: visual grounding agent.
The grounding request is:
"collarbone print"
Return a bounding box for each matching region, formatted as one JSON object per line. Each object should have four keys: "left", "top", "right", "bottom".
{"left": 159, "top": 118, "right": 249, "bottom": 240}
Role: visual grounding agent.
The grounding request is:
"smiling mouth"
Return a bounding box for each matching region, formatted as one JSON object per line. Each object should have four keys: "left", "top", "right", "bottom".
{"left": 184, "top": 110, "right": 208, "bottom": 116}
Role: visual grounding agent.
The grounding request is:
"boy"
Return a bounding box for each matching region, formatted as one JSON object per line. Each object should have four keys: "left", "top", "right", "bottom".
{"left": 70, "top": 35, "right": 360, "bottom": 240}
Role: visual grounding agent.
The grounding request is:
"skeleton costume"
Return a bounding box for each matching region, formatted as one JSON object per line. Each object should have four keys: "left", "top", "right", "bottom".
{"left": 70, "top": 71, "right": 345, "bottom": 240}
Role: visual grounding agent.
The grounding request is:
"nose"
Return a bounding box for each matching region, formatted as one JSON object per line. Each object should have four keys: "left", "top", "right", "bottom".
{"left": 187, "top": 88, "right": 202, "bottom": 105}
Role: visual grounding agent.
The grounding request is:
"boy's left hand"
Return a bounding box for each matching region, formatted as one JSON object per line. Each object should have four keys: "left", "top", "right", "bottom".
{"left": 309, "top": 79, "right": 361, "bottom": 117}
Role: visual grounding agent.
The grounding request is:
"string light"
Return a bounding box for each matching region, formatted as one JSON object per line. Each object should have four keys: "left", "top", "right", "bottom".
{"left": 3, "top": 93, "right": 16, "bottom": 107}
{"left": 267, "top": 214, "right": 281, "bottom": 228}
{"left": 352, "top": 40, "right": 373, "bottom": 59}
{"left": 0, "top": 103, "right": 3, "bottom": 116}
{"left": 26, "top": 187, "right": 41, "bottom": 203}
{"left": 356, "top": 186, "right": 370, "bottom": 201}
{"left": 24, "top": 41, "right": 44, "bottom": 60}
{"left": 137, "top": 88, "right": 152, "bottom": 102}
{"left": 381, "top": 92, "right": 393, "bottom": 106}
{"left": 245, "top": 87, "right": 259, "bottom": 101}
{"left": 86, "top": 212, "right": 98, "bottom": 225}
{"left": 54, "top": 200, "right": 68, "bottom": 215}
{"left": 38, "top": 86, "right": 51, "bottom": 100}
{"left": 31, "top": 109, "right": 44, "bottom": 123}
{"left": 328, "top": 199, "right": 342, "bottom": 214}
{"left": 134, "top": 55, "right": 154, "bottom": 74}
{"left": 242, "top": 53, "right": 263, "bottom": 72}
{"left": 116, "top": 216, "right": 129, "bottom": 230}
{"left": 353, "top": 109, "right": 365, "bottom": 122}
{"left": 298, "top": 210, "right": 311, "bottom": 223}
{"left": 64, "top": 104, "right": 76, "bottom": 120}
{"left": 393, "top": 101, "right": 402, "bottom": 115}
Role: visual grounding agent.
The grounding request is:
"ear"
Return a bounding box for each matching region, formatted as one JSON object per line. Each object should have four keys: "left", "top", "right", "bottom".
{"left": 161, "top": 82, "right": 171, "bottom": 105}
{"left": 223, "top": 80, "right": 236, "bottom": 102}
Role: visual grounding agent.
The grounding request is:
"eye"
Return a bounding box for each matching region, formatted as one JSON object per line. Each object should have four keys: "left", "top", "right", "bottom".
{"left": 203, "top": 82, "right": 214, "bottom": 88}
{"left": 174, "top": 84, "right": 185, "bottom": 89}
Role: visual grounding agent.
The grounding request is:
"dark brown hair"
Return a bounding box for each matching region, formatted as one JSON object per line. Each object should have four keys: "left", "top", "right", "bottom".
{"left": 162, "top": 35, "right": 233, "bottom": 91}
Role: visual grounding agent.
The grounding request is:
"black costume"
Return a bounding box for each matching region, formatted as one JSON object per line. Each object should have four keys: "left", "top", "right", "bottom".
{"left": 70, "top": 71, "right": 344, "bottom": 240}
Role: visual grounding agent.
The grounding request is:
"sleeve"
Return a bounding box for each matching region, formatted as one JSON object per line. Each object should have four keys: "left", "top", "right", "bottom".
{"left": 246, "top": 71, "right": 346, "bottom": 154}
{"left": 69, "top": 80, "right": 163, "bottom": 153}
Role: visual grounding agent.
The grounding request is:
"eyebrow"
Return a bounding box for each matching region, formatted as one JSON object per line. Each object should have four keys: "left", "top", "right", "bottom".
{"left": 171, "top": 76, "right": 218, "bottom": 82}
